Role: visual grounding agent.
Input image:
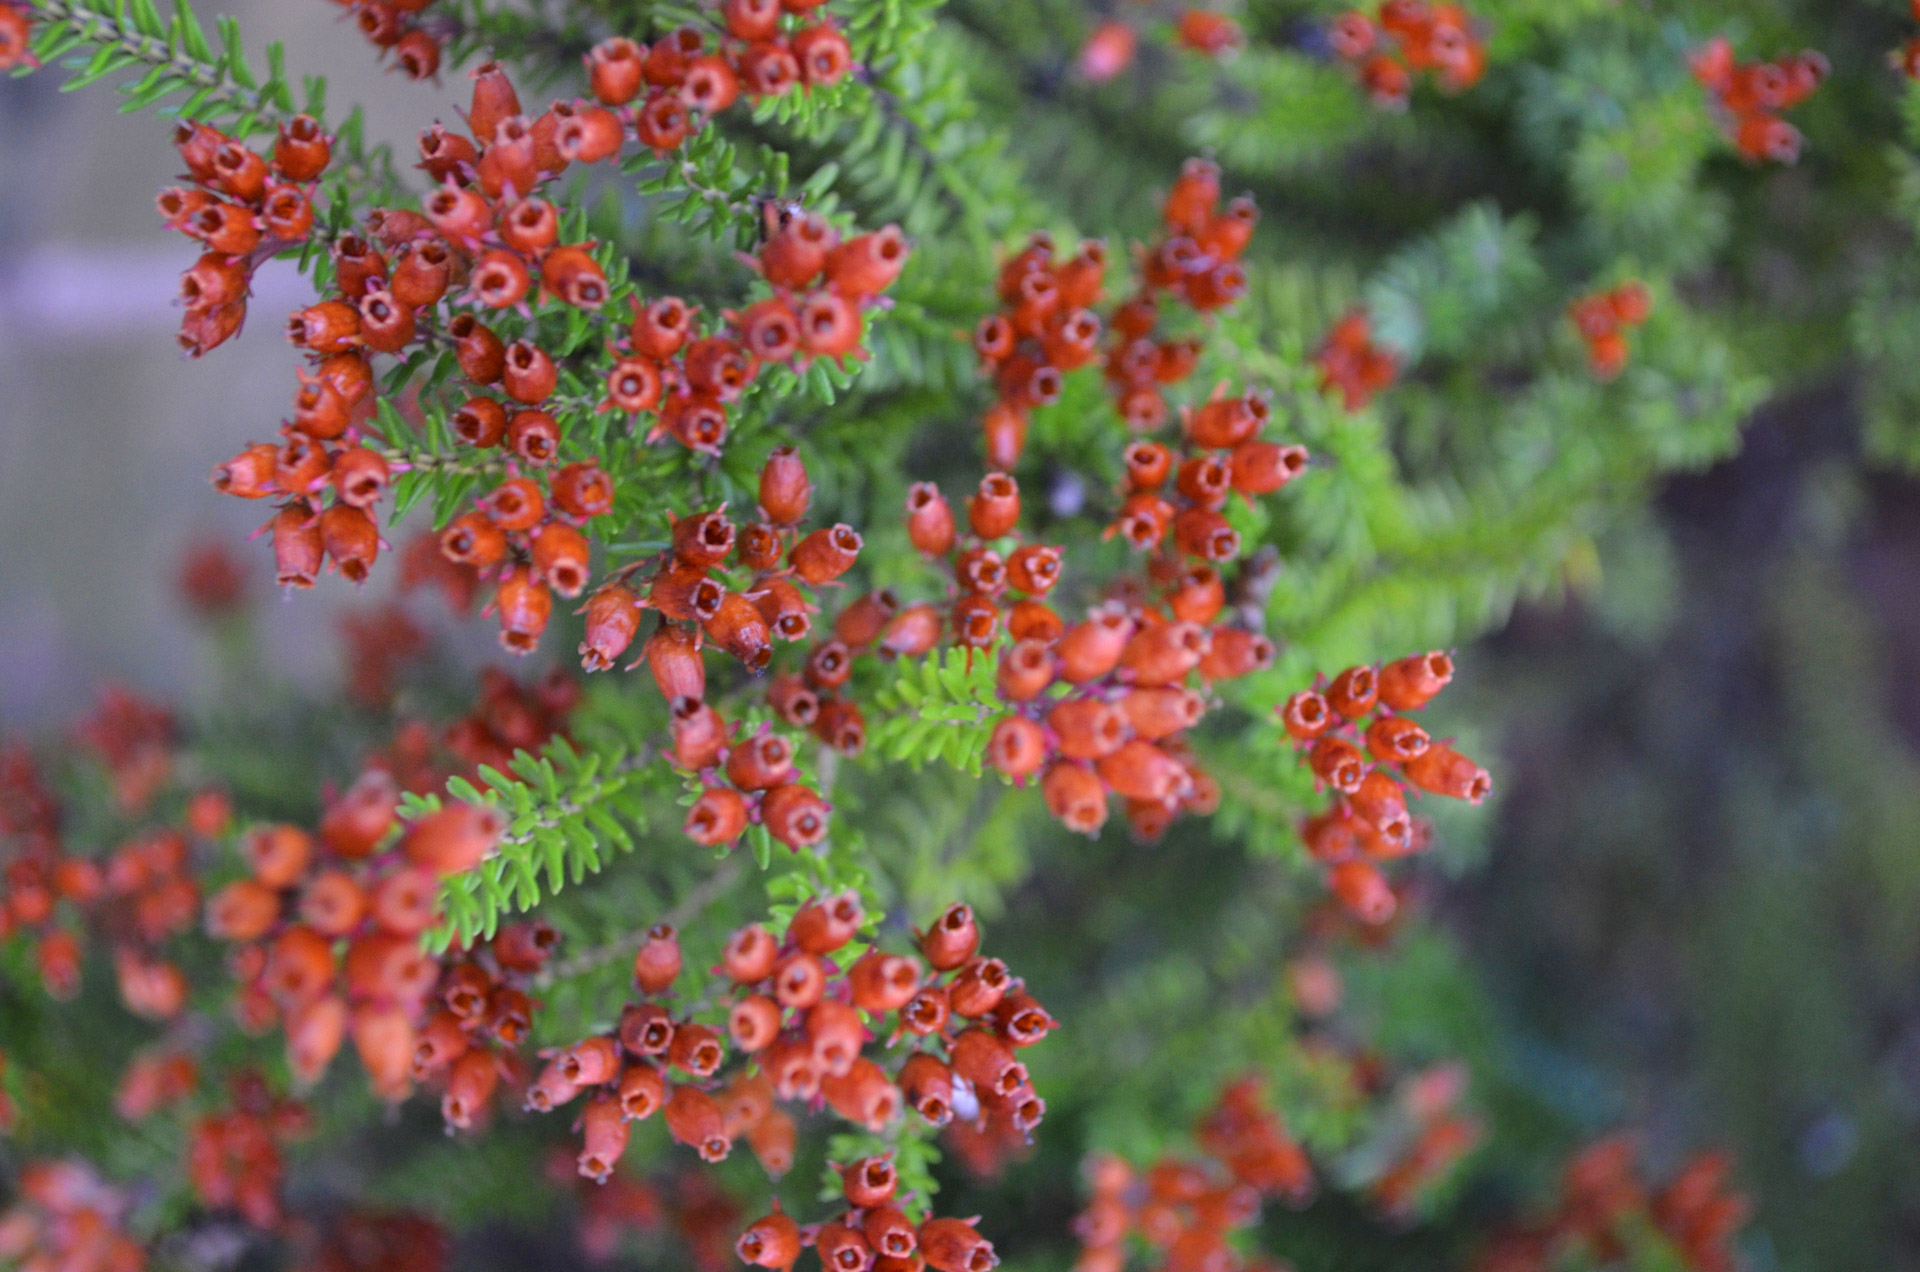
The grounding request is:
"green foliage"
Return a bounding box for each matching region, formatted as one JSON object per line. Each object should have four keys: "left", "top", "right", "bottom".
{"left": 28, "top": 0, "right": 306, "bottom": 134}
{"left": 866, "top": 645, "right": 1013, "bottom": 777}
{"left": 408, "top": 739, "right": 663, "bottom": 953}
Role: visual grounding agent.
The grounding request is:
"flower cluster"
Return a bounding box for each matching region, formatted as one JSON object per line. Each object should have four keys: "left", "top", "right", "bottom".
{"left": 1, "top": 713, "right": 215, "bottom": 1017}
{"left": 1471, "top": 1137, "right": 1750, "bottom": 1272}
{"left": 1364, "top": 1063, "right": 1482, "bottom": 1219}
{"left": 1075, "top": 10, "right": 1244, "bottom": 85}
{"left": 73, "top": 687, "right": 181, "bottom": 815}
{"left": 1072, "top": 1077, "right": 1311, "bottom": 1272}
{"left": 0, "top": 1160, "right": 145, "bottom": 1272}
{"left": 1568, "top": 280, "right": 1652, "bottom": 381}
{"left": 529, "top": 898, "right": 1052, "bottom": 1197}
{"left": 1689, "top": 38, "right": 1827, "bottom": 165}
{"left": 335, "top": 0, "right": 445, "bottom": 80}
{"left": 413, "top": 920, "right": 557, "bottom": 1129}
{"left": 1327, "top": 2, "right": 1486, "bottom": 111}
{"left": 185, "top": 1071, "right": 312, "bottom": 1231}
{"left": 588, "top": 6, "right": 854, "bottom": 118}
{"left": 444, "top": 665, "right": 580, "bottom": 778}
{"left": 0, "top": 4, "right": 33, "bottom": 70}
{"left": 205, "top": 780, "right": 505, "bottom": 1098}
{"left": 114, "top": 1045, "right": 200, "bottom": 1122}
{"left": 603, "top": 211, "right": 905, "bottom": 455}
{"left": 736, "top": 1155, "right": 1000, "bottom": 1272}
{"left": 969, "top": 491, "right": 1282, "bottom": 841}
{"left": 1281, "top": 652, "right": 1490, "bottom": 924}
{"left": 973, "top": 157, "right": 1256, "bottom": 466}
{"left": 1312, "top": 310, "right": 1399, "bottom": 411}
{"left": 209, "top": 58, "right": 902, "bottom": 659}
{"left": 582, "top": 446, "right": 852, "bottom": 676}
{"left": 160, "top": 117, "right": 328, "bottom": 356}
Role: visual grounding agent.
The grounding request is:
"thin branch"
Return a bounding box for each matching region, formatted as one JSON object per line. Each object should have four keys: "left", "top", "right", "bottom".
{"left": 532, "top": 857, "right": 745, "bottom": 989}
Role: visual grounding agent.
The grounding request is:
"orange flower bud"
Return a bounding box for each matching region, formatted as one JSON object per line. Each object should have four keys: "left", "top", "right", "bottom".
{"left": 705, "top": 591, "right": 773, "bottom": 671}
{"left": 1378, "top": 651, "right": 1454, "bottom": 711}
{"left": 684, "top": 54, "right": 741, "bottom": 113}
{"left": 814, "top": 698, "right": 866, "bottom": 755}
{"left": 578, "top": 1094, "right": 631, "bottom": 1182}
{"left": 807, "top": 998, "right": 867, "bottom": 1076}
{"left": 587, "top": 37, "right": 646, "bottom": 105}
{"left": 320, "top": 503, "right": 381, "bottom": 583}
{"left": 1042, "top": 761, "right": 1108, "bottom": 834}
{"left": 206, "top": 879, "right": 281, "bottom": 941}
{"left": 412, "top": 1010, "right": 468, "bottom": 1076}
{"left": 244, "top": 823, "right": 314, "bottom": 889}
{"left": 1280, "top": 690, "right": 1331, "bottom": 741}
{"left": 789, "top": 890, "right": 863, "bottom": 954}
{"left": 1095, "top": 739, "right": 1192, "bottom": 804}
{"left": 762, "top": 783, "right": 830, "bottom": 848}
{"left": 988, "top": 716, "right": 1048, "bottom": 781}
{"left": 820, "top": 1056, "right": 900, "bottom": 1131}
{"left": 1329, "top": 859, "right": 1396, "bottom": 924}
{"left": 287, "top": 994, "right": 348, "bottom": 1085}
{"left": 747, "top": 1107, "right": 797, "bottom": 1176}
{"left": 560, "top": 1036, "right": 622, "bottom": 1088}
{"left": 632, "top": 923, "right": 683, "bottom": 994}
{"left": 669, "top": 696, "right": 728, "bottom": 770}
{"left": 745, "top": 579, "right": 809, "bottom": 647}
{"left": 790, "top": 524, "right": 863, "bottom": 585}
{"left": 903, "top": 983, "right": 952, "bottom": 1036}
{"left": 1230, "top": 440, "right": 1308, "bottom": 496}
{"left": 1010, "top": 598, "right": 1060, "bottom": 641}
{"left": 442, "top": 1049, "right": 501, "bottom": 1129}
{"left": 1057, "top": 606, "right": 1134, "bottom": 683}
{"left": 1197, "top": 628, "right": 1274, "bottom": 680}
{"left": 826, "top": 225, "right": 908, "bottom": 298}
{"left": 300, "top": 870, "right": 367, "bottom": 937}
{"left": 502, "top": 339, "right": 558, "bottom": 404}
{"left": 619, "top": 1002, "right": 675, "bottom": 1055}
{"left": 1325, "top": 665, "right": 1379, "bottom": 718}
{"left": 524, "top": 1058, "right": 582, "bottom": 1113}
{"left": 685, "top": 786, "right": 749, "bottom": 846}
{"left": 353, "top": 1004, "right": 416, "bottom": 1101}
{"left": 494, "top": 567, "right": 554, "bottom": 653}
{"left": 729, "top": 993, "right": 782, "bottom": 1052}
{"left": 724, "top": 924, "right": 780, "bottom": 982}
{"left": 739, "top": 1206, "right": 803, "bottom": 1270}
{"left": 551, "top": 461, "right": 614, "bottom": 518}
{"left": 618, "top": 1060, "right": 665, "bottom": 1119}
{"left": 898, "top": 1053, "right": 955, "bottom": 1125}
{"left": 665, "top": 1084, "right": 731, "bottom": 1161}
{"left": 401, "top": 802, "right": 504, "bottom": 876}
{"left": 578, "top": 584, "right": 642, "bottom": 673}
{"left": 447, "top": 314, "right": 506, "bottom": 384}
{"left": 370, "top": 867, "right": 438, "bottom": 936}
{"left": 1365, "top": 715, "right": 1430, "bottom": 763}
{"left": 982, "top": 400, "right": 1029, "bottom": 471}
{"left": 1119, "top": 687, "right": 1205, "bottom": 739}
{"left": 848, "top": 950, "right": 922, "bottom": 1014}
{"left": 1402, "top": 744, "right": 1491, "bottom": 803}
{"left": 772, "top": 952, "right": 827, "bottom": 1010}
{"left": 1121, "top": 619, "right": 1210, "bottom": 686}
{"left": 1048, "top": 697, "right": 1129, "bottom": 760}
